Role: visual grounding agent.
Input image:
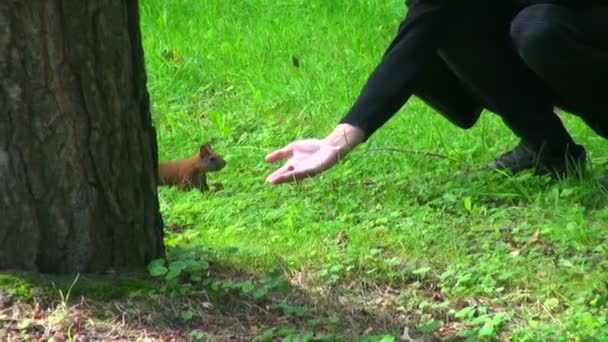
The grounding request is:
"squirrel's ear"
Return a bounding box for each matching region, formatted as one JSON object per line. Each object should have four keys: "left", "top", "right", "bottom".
{"left": 199, "top": 144, "right": 210, "bottom": 157}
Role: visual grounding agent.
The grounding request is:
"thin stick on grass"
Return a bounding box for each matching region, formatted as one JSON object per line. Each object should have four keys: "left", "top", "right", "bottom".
{"left": 352, "top": 147, "right": 456, "bottom": 163}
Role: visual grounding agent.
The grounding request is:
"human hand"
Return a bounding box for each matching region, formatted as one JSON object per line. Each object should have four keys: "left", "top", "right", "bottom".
{"left": 265, "top": 124, "right": 365, "bottom": 184}
{"left": 265, "top": 139, "right": 340, "bottom": 184}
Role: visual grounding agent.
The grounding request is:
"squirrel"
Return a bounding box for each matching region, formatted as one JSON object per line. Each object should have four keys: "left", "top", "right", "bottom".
{"left": 157, "top": 143, "right": 226, "bottom": 192}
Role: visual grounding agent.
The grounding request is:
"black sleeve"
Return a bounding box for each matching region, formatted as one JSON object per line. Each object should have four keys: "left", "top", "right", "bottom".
{"left": 338, "top": 0, "right": 461, "bottom": 140}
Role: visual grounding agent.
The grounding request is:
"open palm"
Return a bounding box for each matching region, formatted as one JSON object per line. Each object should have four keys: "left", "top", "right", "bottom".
{"left": 265, "top": 139, "right": 341, "bottom": 184}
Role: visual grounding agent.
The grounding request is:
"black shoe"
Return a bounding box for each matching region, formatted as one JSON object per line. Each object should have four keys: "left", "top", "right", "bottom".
{"left": 486, "top": 141, "right": 587, "bottom": 176}
{"left": 485, "top": 142, "right": 538, "bottom": 174}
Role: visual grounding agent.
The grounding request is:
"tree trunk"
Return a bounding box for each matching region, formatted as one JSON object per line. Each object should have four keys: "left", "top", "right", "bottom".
{"left": 0, "top": 1, "right": 165, "bottom": 273}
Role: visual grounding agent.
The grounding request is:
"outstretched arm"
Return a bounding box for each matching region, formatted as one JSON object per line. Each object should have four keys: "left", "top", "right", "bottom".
{"left": 265, "top": 0, "right": 459, "bottom": 184}
{"left": 340, "top": 0, "right": 457, "bottom": 138}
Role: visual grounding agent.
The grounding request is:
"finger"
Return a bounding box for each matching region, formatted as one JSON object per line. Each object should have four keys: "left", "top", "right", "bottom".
{"left": 265, "top": 144, "right": 294, "bottom": 163}
{"left": 266, "top": 169, "right": 299, "bottom": 184}
{"left": 265, "top": 163, "right": 295, "bottom": 183}
{"left": 267, "top": 166, "right": 317, "bottom": 184}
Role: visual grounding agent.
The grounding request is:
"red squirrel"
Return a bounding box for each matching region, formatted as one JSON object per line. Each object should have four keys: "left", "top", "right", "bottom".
{"left": 158, "top": 143, "right": 226, "bottom": 192}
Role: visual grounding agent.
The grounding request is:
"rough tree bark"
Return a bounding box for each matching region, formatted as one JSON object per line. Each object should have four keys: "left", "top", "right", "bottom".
{"left": 0, "top": 1, "right": 165, "bottom": 273}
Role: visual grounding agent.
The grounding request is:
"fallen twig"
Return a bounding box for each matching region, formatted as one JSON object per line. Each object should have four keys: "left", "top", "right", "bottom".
{"left": 352, "top": 147, "right": 456, "bottom": 163}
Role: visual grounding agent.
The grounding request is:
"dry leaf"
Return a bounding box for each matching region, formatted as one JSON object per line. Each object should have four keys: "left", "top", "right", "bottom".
{"left": 437, "top": 325, "right": 457, "bottom": 338}
{"left": 491, "top": 306, "right": 509, "bottom": 312}
{"left": 212, "top": 182, "right": 224, "bottom": 192}
{"left": 336, "top": 231, "right": 348, "bottom": 244}
{"left": 291, "top": 55, "right": 300, "bottom": 68}
{"left": 530, "top": 229, "right": 540, "bottom": 243}
{"left": 377, "top": 299, "right": 396, "bottom": 311}
{"left": 173, "top": 52, "right": 182, "bottom": 64}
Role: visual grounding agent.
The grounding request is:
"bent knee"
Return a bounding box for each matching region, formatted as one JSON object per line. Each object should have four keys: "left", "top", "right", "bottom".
{"left": 510, "top": 4, "right": 570, "bottom": 62}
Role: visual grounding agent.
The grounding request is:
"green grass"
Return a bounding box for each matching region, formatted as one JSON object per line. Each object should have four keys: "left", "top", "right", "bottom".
{"left": 140, "top": 0, "right": 608, "bottom": 340}
{"left": 0, "top": 273, "right": 155, "bottom": 302}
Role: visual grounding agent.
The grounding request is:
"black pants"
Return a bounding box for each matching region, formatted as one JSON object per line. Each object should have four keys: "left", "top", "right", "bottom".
{"left": 414, "top": 3, "right": 607, "bottom": 157}
{"left": 511, "top": 4, "right": 608, "bottom": 138}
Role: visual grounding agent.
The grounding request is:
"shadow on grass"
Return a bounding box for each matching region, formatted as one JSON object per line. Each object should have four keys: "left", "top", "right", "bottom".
{"left": 0, "top": 265, "right": 437, "bottom": 341}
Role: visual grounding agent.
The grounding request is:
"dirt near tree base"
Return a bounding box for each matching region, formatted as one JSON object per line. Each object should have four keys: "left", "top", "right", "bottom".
{"left": 0, "top": 292, "right": 397, "bottom": 341}
{"left": 0, "top": 270, "right": 445, "bottom": 342}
